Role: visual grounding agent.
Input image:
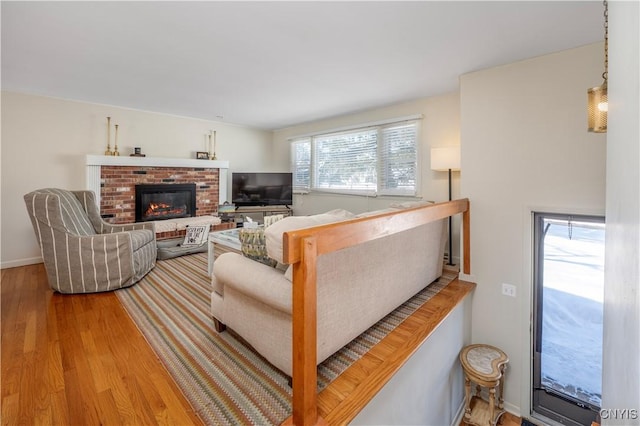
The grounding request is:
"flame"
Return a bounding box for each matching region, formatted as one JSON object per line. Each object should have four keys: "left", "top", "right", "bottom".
{"left": 145, "top": 202, "right": 186, "bottom": 218}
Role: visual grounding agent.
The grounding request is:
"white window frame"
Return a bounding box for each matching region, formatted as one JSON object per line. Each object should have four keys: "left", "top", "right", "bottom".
{"left": 290, "top": 115, "right": 421, "bottom": 197}
{"left": 290, "top": 138, "right": 311, "bottom": 193}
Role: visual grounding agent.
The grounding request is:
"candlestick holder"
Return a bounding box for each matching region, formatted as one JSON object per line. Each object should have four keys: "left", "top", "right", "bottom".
{"left": 105, "top": 116, "right": 113, "bottom": 155}
{"left": 210, "top": 152, "right": 217, "bottom": 160}
{"left": 113, "top": 124, "right": 120, "bottom": 156}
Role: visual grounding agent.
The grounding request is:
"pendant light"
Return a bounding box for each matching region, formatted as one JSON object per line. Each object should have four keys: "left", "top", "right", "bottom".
{"left": 588, "top": 0, "right": 608, "bottom": 133}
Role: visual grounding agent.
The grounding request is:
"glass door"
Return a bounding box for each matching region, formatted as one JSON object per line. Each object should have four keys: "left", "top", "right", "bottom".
{"left": 532, "top": 213, "right": 604, "bottom": 425}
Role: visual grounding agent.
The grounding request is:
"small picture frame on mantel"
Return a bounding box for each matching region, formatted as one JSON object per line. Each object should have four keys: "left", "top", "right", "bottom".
{"left": 196, "top": 151, "right": 209, "bottom": 160}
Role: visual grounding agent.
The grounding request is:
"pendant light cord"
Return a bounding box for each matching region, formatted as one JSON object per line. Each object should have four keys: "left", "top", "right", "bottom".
{"left": 603, "top": 0, "right": 608, "bottom": 82}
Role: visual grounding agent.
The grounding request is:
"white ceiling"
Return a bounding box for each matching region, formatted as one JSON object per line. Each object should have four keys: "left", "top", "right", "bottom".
{"left": 1, "top": 1, "right": 604, "bottom": 130}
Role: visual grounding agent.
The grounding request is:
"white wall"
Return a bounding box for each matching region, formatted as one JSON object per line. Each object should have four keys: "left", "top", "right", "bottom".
{"left": 0, "top": 91, "right": 273, "bottom": 268}
{"left": 459, "top": 43, "right": 607, "bottom": 416}
{"left": 353, "top": 294, "right": 472, "bottom": 426}
{"left": 272, "top": 93, "right": 463, "bottom": 262}
{"left": 602, "top": 1, "right": 640, "bottom": 424}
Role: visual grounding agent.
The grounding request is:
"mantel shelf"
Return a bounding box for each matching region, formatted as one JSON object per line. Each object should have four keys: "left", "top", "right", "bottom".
{"left": 85, "top": 154, "right": 229, "bottom": 169}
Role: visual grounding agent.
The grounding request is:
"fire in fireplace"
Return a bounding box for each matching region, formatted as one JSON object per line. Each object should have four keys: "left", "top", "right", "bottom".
{"left": 135, "top": 183, "right": 196, "bottom": 222}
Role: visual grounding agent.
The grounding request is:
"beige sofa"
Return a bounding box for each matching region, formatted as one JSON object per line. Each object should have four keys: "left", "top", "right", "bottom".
{"left": 210, "top": 206, "right": 447, "bottom": 377}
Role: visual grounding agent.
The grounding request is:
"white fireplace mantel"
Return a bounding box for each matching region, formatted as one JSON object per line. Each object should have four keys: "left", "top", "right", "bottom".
{"left": 85, "top": 154, "right": 229, "bottom": 207}
{"left": 86, "top": 154, "right": 229, "bottom": 169}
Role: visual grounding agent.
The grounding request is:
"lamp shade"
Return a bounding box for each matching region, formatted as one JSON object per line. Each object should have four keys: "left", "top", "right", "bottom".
{"left": 588, "top": 82, "right": 608, "bottom": 133}
{"left": 430, "top": 146, "right": 460, "bottom": 171}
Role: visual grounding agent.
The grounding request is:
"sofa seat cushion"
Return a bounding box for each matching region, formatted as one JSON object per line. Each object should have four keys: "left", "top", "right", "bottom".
{"left": 264, "top": 209, "right": 355, "bottom": 264}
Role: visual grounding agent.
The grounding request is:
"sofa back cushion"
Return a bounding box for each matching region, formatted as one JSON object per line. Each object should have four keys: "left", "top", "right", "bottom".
{"left": 315, "top": 218, "right": 446, "bottom": 362}
{"left": 264, "top": 209, "right": 355, "bottom": 264}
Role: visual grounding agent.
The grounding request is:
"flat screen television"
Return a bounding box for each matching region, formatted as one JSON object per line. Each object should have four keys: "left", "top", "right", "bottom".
{"left": 231, "top": 172, "right": 293, "bottom": 207}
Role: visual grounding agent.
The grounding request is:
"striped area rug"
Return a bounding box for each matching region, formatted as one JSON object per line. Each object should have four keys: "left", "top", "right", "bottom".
{"left": 116, "top": 250, "right": 456, "bottom": 425}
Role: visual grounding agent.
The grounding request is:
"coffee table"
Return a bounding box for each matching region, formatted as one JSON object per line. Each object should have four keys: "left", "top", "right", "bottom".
{"left": 207, "top": 228, "right": 241, "bottom": 275}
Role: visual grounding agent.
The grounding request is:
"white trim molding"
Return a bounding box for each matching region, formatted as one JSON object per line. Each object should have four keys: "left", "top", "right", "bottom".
{"left": 85, "top": 154, "right": 229, "bottom": 169}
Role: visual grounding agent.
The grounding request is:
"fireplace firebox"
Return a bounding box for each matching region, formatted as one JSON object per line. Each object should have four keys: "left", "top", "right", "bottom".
{"left": 135, "top": 183, "right": 196, "bottom": 222}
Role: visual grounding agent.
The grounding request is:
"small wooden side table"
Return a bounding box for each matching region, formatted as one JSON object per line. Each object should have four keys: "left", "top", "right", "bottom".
{"left": 459, "top": 344, "right": 509, "bottom": 426}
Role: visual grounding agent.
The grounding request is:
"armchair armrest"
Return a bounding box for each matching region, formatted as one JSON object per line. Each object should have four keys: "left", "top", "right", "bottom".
{"left": 71, "top": 189, "right": 155, "bottom": 235}
{"left": 100, "top": 221, "right": 156, "bottom": 234}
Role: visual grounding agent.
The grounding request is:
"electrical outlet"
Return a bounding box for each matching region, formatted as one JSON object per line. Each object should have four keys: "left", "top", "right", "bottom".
{"left": 502, "top": 283, "right": 517, "bottom": 298}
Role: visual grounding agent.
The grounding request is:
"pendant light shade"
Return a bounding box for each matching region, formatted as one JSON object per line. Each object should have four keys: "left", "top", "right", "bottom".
{"left": 588, "top": 0, "right": 608, "bottom": 133}
{"left": 588, "top": 81, "right": 608, "bottom": 133}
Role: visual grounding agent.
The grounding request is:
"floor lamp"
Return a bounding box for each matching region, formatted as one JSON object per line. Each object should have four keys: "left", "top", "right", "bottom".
{"left": 430, "top": 146, "right": 461, "bottom": 266}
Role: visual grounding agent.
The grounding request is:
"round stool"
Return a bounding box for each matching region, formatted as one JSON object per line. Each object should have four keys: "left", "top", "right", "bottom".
{"left": 459, "top": 344, "right": 509, "bottom": 426}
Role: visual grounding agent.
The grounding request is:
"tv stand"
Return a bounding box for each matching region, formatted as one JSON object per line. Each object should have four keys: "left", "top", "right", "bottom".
{"left": 234, "top": 205, "right": 292, "bottom": 225}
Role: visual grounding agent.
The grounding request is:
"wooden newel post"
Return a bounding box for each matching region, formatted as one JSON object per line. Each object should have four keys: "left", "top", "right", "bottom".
{"left": 462, "top": 201, "right": 471, "bottom": 275}
{"left": 290, "top": 236, "right": 324, "bottom": 426}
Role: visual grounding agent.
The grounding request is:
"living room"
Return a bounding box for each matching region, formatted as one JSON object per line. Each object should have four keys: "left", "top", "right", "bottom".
{"left": 2, "top": 2, "right": 638, "bottom": 426}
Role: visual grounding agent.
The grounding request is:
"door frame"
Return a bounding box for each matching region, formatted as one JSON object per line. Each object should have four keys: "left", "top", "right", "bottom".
{"left": 531, "top": 211, "right": 604, "bottom": 426}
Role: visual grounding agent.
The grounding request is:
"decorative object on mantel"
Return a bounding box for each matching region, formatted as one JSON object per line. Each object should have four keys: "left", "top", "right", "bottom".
{"left": 209, "top": 130, "right": 217, "bottom": 160}
{"left": 196, "top": 151, "right": 209, "bottom": 160}
{"left": 104, "top": 116, "right": 113, "bottom": 155}
{"left": 130, "top": 146, "right": 146, "bottom": 157}
{"left": 587, "top": 0, "right": 608, "bottom": 133}
{"left": 103, "top": 117, "right": 121, "bottom": 156}
{"left": 113, "top": 124, "right": 120, "bottom": 156}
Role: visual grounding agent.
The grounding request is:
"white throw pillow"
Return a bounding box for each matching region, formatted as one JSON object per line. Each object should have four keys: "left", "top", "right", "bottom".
{"left": 264, "top": 209, "right": 355, "bottom": 264}
{"left": 182, "top": 224, "right": 209, "bottom": 247}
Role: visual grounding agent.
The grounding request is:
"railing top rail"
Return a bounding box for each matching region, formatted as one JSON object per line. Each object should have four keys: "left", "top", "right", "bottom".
{"left": 282, "top": 198, "right": 469, "bottom": 265}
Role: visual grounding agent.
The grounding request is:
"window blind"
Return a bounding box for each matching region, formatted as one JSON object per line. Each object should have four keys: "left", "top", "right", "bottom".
{"left": 290, "top": 138, "right": 311, "bottom": 192}
{"left": 291, "top": 117, "right": 419, "bottom": 196}
{"left": 379, "top": 121, "right": 418, "bottom": 196}
{"left": 314, "top": 128, "right": 378, "bottom": 195}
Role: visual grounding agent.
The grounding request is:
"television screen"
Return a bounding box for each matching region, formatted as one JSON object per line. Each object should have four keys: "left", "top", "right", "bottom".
{"left": 231, "top": 172, "right": 293, "bottom": 207}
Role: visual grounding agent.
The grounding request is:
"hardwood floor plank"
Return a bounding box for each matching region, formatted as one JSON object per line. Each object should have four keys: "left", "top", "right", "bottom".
{"left": 1, "top": 263, "right": 201, "bottom": 426}
{"left": 96, "top": 389, "right": 127, "bottom": 426}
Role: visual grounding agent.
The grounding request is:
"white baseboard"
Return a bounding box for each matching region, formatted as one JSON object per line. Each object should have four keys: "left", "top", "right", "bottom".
{"left": 1, "top": 257, "right": 43, "bottom": 270}
{"left": 504, "top": 401, "right": 521, "bottom": 418}
{"left": 451, "top": 399, "right": 466, "bottom": 426}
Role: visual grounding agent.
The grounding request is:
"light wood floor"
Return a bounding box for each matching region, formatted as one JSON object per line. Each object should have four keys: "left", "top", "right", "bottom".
{"left": 1, "top": 263, "right": 201, "bottom": 425}
{"left": 2, "top": 262, "right": 519, "bottom": 425}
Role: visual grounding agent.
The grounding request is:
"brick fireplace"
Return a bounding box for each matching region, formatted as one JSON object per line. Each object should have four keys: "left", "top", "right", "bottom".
{"left": 86, "top": 155, "right": 229, "bottom": 225}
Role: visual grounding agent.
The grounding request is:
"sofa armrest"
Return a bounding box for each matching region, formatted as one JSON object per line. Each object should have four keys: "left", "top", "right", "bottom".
{"left": 214, "top": 252, "right": 292, "bottom": 314}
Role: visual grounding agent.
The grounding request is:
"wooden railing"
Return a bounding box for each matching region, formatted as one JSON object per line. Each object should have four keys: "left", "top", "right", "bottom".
{"left": 281, "top": 199, "right": 471, "bottom": 425}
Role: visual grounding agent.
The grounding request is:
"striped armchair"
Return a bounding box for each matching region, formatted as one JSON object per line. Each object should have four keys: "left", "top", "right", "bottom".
{"left": 24, "top": 188, "right": 157, "bottom": 294}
